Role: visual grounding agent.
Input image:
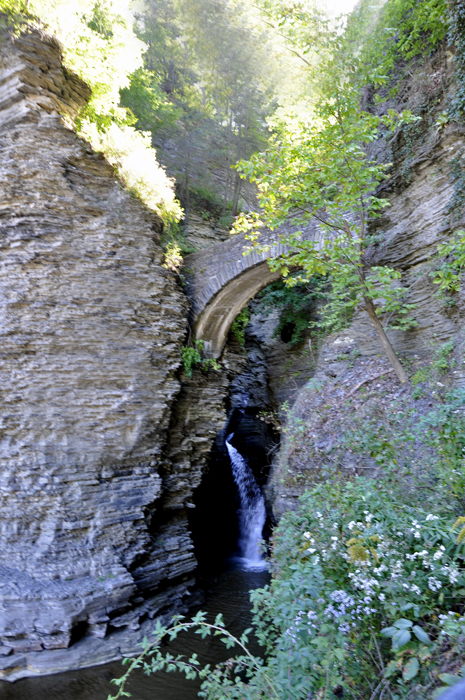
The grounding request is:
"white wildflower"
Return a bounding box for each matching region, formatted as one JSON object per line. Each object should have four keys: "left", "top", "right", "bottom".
{"left": 428, "top": 576, "right": 442, "bottom": 592}
{"left": 433, "top": 546, "right": 446, "bottom": 560}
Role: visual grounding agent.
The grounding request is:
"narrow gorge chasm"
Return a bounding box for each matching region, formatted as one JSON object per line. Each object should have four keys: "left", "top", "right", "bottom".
{"left": 4, "top": 6, "right": 465, "bottom": 698}
{"left": 0, "top": 27, "right": 312, "bottom": 681}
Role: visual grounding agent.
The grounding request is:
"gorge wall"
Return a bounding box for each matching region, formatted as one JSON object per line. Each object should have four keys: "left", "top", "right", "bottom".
{"left": 2, "top": 19, "right": 464, "bottom": 685}
{"left": 0, "top": 26, "right": 313, "bottom": 680}
{"left": 0, "top": 28, "right": 198, "bottom": 676}
{"left": 269, "top": 49, "right": 465, "bottom": 517}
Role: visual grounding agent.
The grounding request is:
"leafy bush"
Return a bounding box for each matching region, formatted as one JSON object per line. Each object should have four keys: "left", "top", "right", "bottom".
{"left": 181, "top": 340, "right": 220, "bottom": 378}
{"left": 360, "top": 0, "right": 448, "bottom": 80}
{"left": 230, "top": 307, "right": 250, "bottom": 347}
{"left": 252, "top": 479, "right": 465, "bottom": 699}
{"left": 80, "top": 121, "right": 182, "bottom": 223}
{"left": 109, "top": 477, "right": 465, "bottom": 699}
{"left": 431, "top": 229, "right": 465, "bottom": 302}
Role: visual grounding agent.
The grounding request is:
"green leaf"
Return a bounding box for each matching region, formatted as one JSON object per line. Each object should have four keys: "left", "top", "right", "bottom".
{"left": 439, "top": 673, "right": 462, "bottom": 686}
{"left": 412, "top": 625, "right": 431, "bottom": 644}
{"left": 392, "top": 629, "right": 411, "bottom": 649}
{"left": 403, "top": 657, "right": 420, "bottom": 681}
{"left": 394, "top": 618, "right": 413, "bottom": 629}
{"left": 380, "top": 626, "right": 397, "bottom": 637}
{"left": 384, "top": 660, "right": 399, "bottom": 678}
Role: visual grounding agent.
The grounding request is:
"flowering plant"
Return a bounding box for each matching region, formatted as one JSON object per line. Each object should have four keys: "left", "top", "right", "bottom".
{"left": 248, "top": 478, "right": 465, "bottom": 698}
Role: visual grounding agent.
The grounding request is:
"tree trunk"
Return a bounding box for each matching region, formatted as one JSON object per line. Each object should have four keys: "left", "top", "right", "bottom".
{"left": 363, "top": 297, "right": 408, "bottom": 383}
{"left": 222, "top": 109, "right": 233, "bottom": 215}
{"left": 231, "top": 121, "right": 242, "bottom": 217}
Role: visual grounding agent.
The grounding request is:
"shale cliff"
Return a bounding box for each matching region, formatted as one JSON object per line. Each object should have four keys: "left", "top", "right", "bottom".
{"left": 2, "top": 16, "right": 464, "bottom": 684}
{"left": 0, "top": 28, "right": 196, "bottom": 673}
{"left": 269, "top": 49, "right": 465, "bottom": 518}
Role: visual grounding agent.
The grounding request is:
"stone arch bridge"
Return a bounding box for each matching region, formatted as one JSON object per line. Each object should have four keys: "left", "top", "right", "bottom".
{"left": 183, "top": 223, "right": 318, "bottom": 358}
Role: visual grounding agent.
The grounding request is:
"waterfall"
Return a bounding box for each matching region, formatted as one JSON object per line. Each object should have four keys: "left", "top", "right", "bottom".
{"left": 226, "top": 433, "right": 267, "bottom": 570}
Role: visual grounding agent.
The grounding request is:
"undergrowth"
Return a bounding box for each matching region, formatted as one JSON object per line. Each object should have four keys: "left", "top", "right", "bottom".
{"left": 230, "top": 307, "right": 250, "bottom": 347}
{"left": 259, "top": 275, "right": 326, "bottom": 346}
{"left": 181, "top": 340, "right": 220, "bottom": 378}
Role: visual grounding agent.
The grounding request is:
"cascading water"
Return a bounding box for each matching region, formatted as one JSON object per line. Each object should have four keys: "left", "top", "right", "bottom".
{"left": 225, "top": 433, "right": 267, "bottom": 570}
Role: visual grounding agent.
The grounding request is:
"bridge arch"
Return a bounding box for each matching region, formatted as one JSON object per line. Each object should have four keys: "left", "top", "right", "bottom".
{"left": 183, "top": 224, "right": 317, "bottom": 358}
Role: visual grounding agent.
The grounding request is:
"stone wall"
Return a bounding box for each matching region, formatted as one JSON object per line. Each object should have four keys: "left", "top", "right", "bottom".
{"left": 0, "top": 28, "right": 194, "bottom": 669}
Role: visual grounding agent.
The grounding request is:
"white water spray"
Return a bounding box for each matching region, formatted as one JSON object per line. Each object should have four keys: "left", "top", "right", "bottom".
{"left": 226, "top": 433, "right": 267, "bottom": 570}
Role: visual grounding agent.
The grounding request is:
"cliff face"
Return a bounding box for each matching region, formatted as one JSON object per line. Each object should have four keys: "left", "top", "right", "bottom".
{"left": 0, "top": 29, "right": 193, "bottom": 664}
{"left": 269, "top": 51, "right": 465, "bottom": 518}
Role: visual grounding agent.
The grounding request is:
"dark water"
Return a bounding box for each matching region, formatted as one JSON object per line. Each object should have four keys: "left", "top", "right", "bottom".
{"left": 0, "top": 566, "right": 269, "bottom": 700}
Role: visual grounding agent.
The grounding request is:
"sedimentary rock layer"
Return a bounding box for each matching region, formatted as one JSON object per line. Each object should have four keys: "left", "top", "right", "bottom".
{"left": 0, "top": 28, "right": 191, "bottom": 663}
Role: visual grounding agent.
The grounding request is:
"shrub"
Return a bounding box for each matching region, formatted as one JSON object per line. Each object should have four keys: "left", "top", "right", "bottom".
{"left": 79, "top": 121, "right": 182, "bottom": 223}
{"left": 109, "top": 477, "right": 465, "bottom": 700}
{"left": 181, "top": 340, "right": 220, "bottom": 378}
{"left": 230, "top": 307, "right": 250, "bottom": 347}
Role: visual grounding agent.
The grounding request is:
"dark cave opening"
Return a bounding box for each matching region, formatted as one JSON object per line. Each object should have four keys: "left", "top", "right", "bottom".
{"left": 188, "top": 407, "right": 278, "bottom": 572}
{"left": 280, "top": 321, "right": 296, "bottom": 344}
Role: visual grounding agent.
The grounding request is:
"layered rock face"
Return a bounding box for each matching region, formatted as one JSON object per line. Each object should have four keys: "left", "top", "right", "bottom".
{"left": 0, "top": 29, "right": 193, "bottom": 662}
{"left": 269, "top": 53, "right": 465, "bottom": 517}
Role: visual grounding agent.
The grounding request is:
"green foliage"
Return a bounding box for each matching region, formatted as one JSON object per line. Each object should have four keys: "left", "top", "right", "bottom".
{"left": 110, "top": 473, "right": 465, "bottom": 699}
{"left": 359, "top": 0, "right": 447, "bottom": 81}
{"left": 108, "top": 612, "right": 279, "bottom": 700}
{"left": 250, "top": 475, "right": 465, "bottom": 698}
{"left": 230, "top": 307, "right": 250, "bottom": 347}
{"left": 162, "top": 242, "right": 184, "bottom": 272}
{"left": 448, "top": 0, "right": 465, "bottom": 119}
{"left": 419, "top": 389, "right": 465, "bottom": 500}
{"left": 80, "top": 121, "right": 182, "bottom": 222}
{"left": 259, "top": 275, "right": 326, "bottom": 346}
{"left": 234, "top": 29, "right": 420, "bottom": 380}
{"left": 129, "top": 0, "right": 279, "bottom": 222}
{"left": 431, "top": 229, "right": 465, "bottom": 303}
{"left": 0, "top": 0, "right": 33, "bottom": 29}
{"left": 433, "top": 339, "right": 456, "bottom": 374}
{"left": 1, "top": 0, "right": 183, "bottom": 227}
{"left": 411, "top": 367, "right": 429, "bottom": 385}
{"left": 181, "top": 340, "right": 220, "bottom": 378}
{"left": 26, "top": 0, "right": 145, "bottom": 122}
{"left": 120, "top": 67, "right": 182, "bottom": 132}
